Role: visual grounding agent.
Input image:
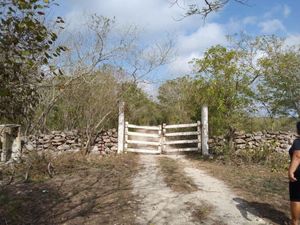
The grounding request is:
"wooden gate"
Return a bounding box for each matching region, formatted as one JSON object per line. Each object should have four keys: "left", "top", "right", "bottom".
{"left": 124, "top": 121, "right": 201, "bottom": 154}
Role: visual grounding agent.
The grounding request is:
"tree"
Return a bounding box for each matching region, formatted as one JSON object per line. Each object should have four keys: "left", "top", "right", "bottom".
{"left": 170, "top": 0, "right": 248, "bottom": 18}
{"left": 191, "top": 45, "right": 255, "bottom": 146}
{"left": 158, "top": 35, "right": 300, "bottom": 138}
{"left": 33, "top": 14, "right": 172, "bottom": 132}
{"left": 122, "top": 82, "right": 163, "bottom": 125}
{"left": 158, "top": 76, "right": 196, "bottom": 123}
{"left": 32, "top": 14, "right": 172, "bottom": 153}
{"left": 0, "top": 0, "right": 64, "bottom": 126}
{"left": 258, "top": 44, "right": 300, "bottom": 118}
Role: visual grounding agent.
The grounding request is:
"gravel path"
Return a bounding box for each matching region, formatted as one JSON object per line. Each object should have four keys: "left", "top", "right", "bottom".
{"left": 133, "top": 155, "right": 271, "bottom": 225}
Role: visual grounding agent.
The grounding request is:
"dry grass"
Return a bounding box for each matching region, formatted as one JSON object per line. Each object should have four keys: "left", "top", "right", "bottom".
{"left": 188, "top": 154, "right": 290, "bottom": 225}
{"left": 0, "top": 152, "right": 139, "bottom": 225}
{"left": 185, "top": 201, "right": 214, "bottom": 222}
{"left": 158, "top": 156, "right": 198, "bottom": 193}
{"left": 185, "top": 201, "right": 227, "bottom": 224}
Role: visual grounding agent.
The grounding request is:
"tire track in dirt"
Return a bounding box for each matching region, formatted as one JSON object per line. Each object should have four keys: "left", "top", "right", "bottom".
{"left": 133, "top": 155, "right": 271, "bottom": 225}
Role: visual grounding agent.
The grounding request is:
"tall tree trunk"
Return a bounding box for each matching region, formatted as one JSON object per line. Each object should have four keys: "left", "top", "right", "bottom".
{"left": 226, "top": 126, "right": 236, "bottom": 152}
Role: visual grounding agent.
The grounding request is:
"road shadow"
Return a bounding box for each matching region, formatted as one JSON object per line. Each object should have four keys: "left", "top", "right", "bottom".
{"left": 0, "top": 154, "right": 139, "bottom": 225}
{"left": 233, "top": 197, "right": 289, "bottom": 225}
{"left": 0, "top": 182, "right": 61, "bottom": 225}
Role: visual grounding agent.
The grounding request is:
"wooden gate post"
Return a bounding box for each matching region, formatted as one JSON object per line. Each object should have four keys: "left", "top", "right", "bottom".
{"left": 158, "top": 125, "right": 162, "bottom": 154}
{"left": 201, "top": 106, "right": 209, "bottom": 155}
{"left": 124, "top": 122, "right": 128, "bottom": 152}
{"left": 0, "top": 124, "right": 21, "bottom": 162}
{"left": 12, "top": 126, "right": 21, "bottom": 161}
{"left": 162, "top": 123, "right": 166, "bottom": 153}
{"left": 0, "top": 127, "right": 10, "bottom": 162}
{"left": 117, "top": 102, "right": 125, "bottom": 154}
{"left": 197, "top": 121, "right": 201, "bottom": 152}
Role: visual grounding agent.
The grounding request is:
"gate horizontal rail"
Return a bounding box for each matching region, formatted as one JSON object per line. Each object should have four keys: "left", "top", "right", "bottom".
{"left": 162, "top": 121, "right": 201, "bottom": 153}
{"left": 118, "top": 102, "right": 208, "bottom": 155}
{"left": 165, "top": 131, "right": 198, "bottom": 137}
{"left": 127, "top": 124, "right": 160, "bottom": 130}
{"left": 126, "top": 148, "right": 161, "bottom": 154}
{"left": 125, "top": 122, "right": 161, "bottom": 154}
{"left": 127, "top": 140, "right": 160, "bottom": 146}
{"left": 165, "top": 139, "right": 199, "bottom": 145}
{"left": 128, "top": 131, "right": 160, "bottom": 138}
{"left": 125, "top": 121, "right": 201, "bottom": 154}
{"left": 164, "top": 147, "right": 199, "bottom": 153}
{"left": 165, "top": 123, "right": 198, "bottom": 129}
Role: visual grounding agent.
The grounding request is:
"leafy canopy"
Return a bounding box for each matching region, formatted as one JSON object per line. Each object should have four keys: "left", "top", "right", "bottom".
{"left": 0, "top": 0, "right": 65, "bottom": 124}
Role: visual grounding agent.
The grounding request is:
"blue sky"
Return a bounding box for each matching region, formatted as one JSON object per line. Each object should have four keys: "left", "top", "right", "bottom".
{"left": 51, "top": 0, "right": 300, "bottom": 95}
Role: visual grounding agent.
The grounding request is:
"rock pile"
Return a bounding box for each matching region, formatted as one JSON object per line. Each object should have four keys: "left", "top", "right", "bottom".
{"left": 209, "top": 130, "right": 297, "bottom": 153}
{"left": 24, "top": 129, "right": 118, "bottom": 155}
{"left": 91, "top": 129, "right": 118, "bottom": 155}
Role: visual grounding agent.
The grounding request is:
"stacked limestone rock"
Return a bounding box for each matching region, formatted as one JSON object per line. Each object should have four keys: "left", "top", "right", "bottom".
{"left": 209, "top": 130, "right": 297, "bottom": 153}
{"left": 208, "top": 136, "right": 226, "bottom": 150}
{"left": 24, "top": 129, "right": 118, "bottom": 155}
{"left": 23, "top": 128, "right": 297, "bottom": 155}
{"left": 91, "top": 129, "right": 118, "bottom": 155}
{"left": 24, "top": 130, "right": 81, "bottom": 152}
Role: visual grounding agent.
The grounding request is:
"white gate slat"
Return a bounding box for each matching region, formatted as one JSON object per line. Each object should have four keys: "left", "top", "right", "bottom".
{"left": 127, "top": 124, "right": 160, "bottom": 130}
{"left": 165, "top": 131, "right": 198, "bottom": 137}
{"left": 126, "top": 148, "right": 161, "bottom": 154}
{"left": 124, "top": 121, "right": 129, "bottom": 152}
{"left": 165, "top": 123, "right": 198, "bottom": 129}
{"left": 165, "top": 139, "right": 199, "bottom": 145}
{"left": 125, "top": 120, "right": 202, "bottom": 154}
{"left": 164, "top": 147, "right": 198, "bottom": 152}
{"left": 128, "top": 131, "right": 160, "bottom": 138}
{"left": 127, "top": 140, "right": 160, "bottom": 146}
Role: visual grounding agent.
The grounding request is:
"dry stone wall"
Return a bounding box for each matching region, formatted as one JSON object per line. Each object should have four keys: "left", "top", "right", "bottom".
{"left": 209, "top": 130, "right": 297, "bottom": 153}
{"left": 23, "top": 129, "right": 118, "bottom": 155}
{"left": 22, "top": 129, "right": 297, "bottom": 155}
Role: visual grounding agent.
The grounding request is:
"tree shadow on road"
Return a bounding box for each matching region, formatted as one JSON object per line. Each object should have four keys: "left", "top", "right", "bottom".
{"left": 0, "top": 154, "right": 139, "bottom": 225}
{"left": 233, "top": 197, "right": 289, "bottom": 225}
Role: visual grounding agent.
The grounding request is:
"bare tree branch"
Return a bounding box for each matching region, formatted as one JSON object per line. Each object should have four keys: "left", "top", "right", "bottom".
{"left": 170, "top": 0, "right": 249, "bottom": 18}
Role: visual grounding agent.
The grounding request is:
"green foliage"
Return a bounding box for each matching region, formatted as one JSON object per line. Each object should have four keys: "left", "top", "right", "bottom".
{"left": 211, "top": 141, "right": 290, "bottom": 171}
{"left": 38, "top": 72, "right": 162, "bottom": 132}
{"left": 242, "top": 117, "right": 297, "bottom": 132}
{"left": 158, "top": 45, "right": 256, "bottom": 136}
{"left": 158, "top": 76, "right": 195, "bottom": 124}
{"left": 158, "top": 36, "right": 300, "bottom": 135}
{"left": 40, "top": 70, "right": 120, "bottom": 131}
{"left": 122, "top": 82, "right": 163, "bottom": 125}
{"left": 192, "top": 45, "right": 255, "bottom": 135}
{"left": 258, "top": 43, "right": 300, "bottom": 118}
{"left": 0, "top": 0, "right": 64, "bottom": 125}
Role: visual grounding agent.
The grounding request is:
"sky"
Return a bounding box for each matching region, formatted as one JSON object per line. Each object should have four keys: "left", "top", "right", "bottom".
{"left": 51, "top": 0, "right": 300, "bottom": 96}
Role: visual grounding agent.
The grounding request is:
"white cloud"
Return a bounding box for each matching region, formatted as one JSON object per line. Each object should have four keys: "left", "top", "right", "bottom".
{"left": 226, "top": 18, "right": 242, "bottom": 33}
{"left": 138, "top": 80, "right": 159, "bottom": 98}
{"left": 63, "top": 0, "right": 204, "bottom": 35}
{"left": 264, "top": 4, "right": 291, "bottom": 19}
{"left": 60, "top": 0, "right": 231, "bottom": 79}
{"left": 252, "top": 50, "right": 267, "bottom": 69}
{"left": 242, "top": 16, "right": 257, "bottom": 25}
{"left": 259, "top": 19, "right": 285, "bottom": 34}
{"left": 285, "top": 34, "right": 300, "bottom": 46}
{"left": 61, "top": 1, "right": 295, "bottom": 79}
{"left": 177, "top": 23, "right": 227, "bottom": 55}
{"left": 283, "top": 5, "right": 291, "bottom": 18}
{"left": 168, "top": 53, "right": 200, "bottom": 75}
{"left": 167, "top": 23, "right": 227, "bottom": 75}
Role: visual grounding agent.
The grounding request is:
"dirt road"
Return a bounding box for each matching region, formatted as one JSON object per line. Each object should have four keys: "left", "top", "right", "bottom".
{"left": 133, "top": 155, "right": 271, "bottom": 225}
